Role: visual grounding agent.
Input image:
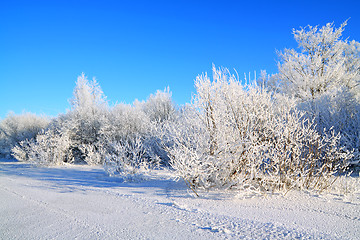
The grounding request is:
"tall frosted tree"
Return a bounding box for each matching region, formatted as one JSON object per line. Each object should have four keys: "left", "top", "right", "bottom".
{"left": 12, "top": 73, "right": 110, "bottom": 164}
{"left": 276, "top": 21, "right": 360, "bottom": 100}
{"left": 70, "top": 73, "right": 108, "bottom": 112}
{"left": 64, "top": 73, "right": 108, "bottom": 163}
{"left": 275, "top": 21, "right": 360, "bottom": 166}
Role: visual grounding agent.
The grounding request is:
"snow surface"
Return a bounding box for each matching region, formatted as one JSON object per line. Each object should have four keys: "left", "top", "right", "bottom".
{"left": 1, "top": 159, "right": 359, "bottom": 239}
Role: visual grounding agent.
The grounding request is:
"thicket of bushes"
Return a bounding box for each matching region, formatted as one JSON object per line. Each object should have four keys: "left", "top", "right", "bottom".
{"left": 2, "top": 21, "right": 359, "bottom": 193}
{"left": 12, "top": 74, "right": 174, "bottom": 177}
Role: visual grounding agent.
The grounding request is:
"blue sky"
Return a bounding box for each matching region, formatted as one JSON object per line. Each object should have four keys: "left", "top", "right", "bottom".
{"left": 1, "top": 0, "right": 360, "bottom": 119}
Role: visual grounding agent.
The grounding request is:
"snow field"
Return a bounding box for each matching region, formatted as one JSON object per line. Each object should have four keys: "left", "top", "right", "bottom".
{"left": 1, "top": 159, "right": 359, "bottom": 239}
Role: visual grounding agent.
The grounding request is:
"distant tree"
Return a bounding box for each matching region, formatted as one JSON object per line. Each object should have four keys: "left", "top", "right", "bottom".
{"left": 142, "top": 87, "right": 176, "bottom": 124}
{"left": 65, "top": 73, "right": 109, "bottom": 163}
{"left": 12, "top": 73, "right": 109, "bottom": 164}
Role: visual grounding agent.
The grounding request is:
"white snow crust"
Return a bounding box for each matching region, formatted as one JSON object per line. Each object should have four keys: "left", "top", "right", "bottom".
{"left": 1, "top": 159, "right": 359, "bottom": 239}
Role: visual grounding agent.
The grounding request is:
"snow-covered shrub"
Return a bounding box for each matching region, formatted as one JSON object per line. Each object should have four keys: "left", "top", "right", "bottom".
{"left": 164, "top": 66, "right": 351, "bottom": 193}
{"left": 12, "top": 128, "right": 71, "bottom": 165}
{"left": 163, "top": 105, "right": 214, "bottom": 190}
{"left": 56, "top": 110, "right": 107, "bottom": 164}
{"left": 0, "top": 112, "right": 50, "bottom": 158}
{"left": 297, "top": 88, "right": 360, "bottom": 166}
{"left": 100, "top": 87, "right": 176, "bottom": 170}
{"left": 103, "top": 136, "right": 160, "bottom": 180}
{"left": 37, "top": 73, "right": 110, "bottom": 165}
{"left": 99, "top": 103, "right": 151, "bottom": 176}
{"left": 141, "top": 88, "right": 176, "bottom": 165}
{"left": 328, "top": 173, "right": 360, "bottom": 199}
{"left": 100, "top": 97, "right": 170, "bottom": 177}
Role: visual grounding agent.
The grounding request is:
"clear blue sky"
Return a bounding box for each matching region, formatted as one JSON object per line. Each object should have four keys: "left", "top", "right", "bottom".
{"left": 1, "top": 0, "right": 360, "bottom": 119}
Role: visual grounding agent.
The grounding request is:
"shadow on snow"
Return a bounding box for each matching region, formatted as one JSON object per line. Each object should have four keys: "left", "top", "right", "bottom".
{"left": 0, "top": 158, "right": 188, "bottom": 197}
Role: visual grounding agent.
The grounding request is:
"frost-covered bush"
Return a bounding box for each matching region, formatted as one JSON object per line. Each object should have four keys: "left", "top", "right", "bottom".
{"left": 140, "top": 88, "right": 176, "bottom": 165}
{"left": 0, "top": 112, "right": 49, "bottom": 158}
{"left": 12, "top": 128, "right": 72, "bottom": 165}
{"left": 100, "top": 89, "right": 175, "bottom": 176}
{"left": 99, "top": 102, "right": 155, "bottom": 176}
{"left": 164, "top": 66, "right": 351, "bottom": 193}
{"left": 297, "top": 88, "right": 360, "bottom": 166}
{"left": 103, "top": 136, "right": 160, "bottom": 180}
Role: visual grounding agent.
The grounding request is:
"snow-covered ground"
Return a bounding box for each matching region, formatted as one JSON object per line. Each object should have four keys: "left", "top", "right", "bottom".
{"left": 1, "top": 159, "right": 359, "bottom": 239}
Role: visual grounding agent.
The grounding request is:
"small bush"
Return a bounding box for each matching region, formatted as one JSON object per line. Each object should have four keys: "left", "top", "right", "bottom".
{"left": 12, "top": 129, "right": 71, "bottom": 165}
{"left": 103, "top": 136, "right": 160, "bottom": 180}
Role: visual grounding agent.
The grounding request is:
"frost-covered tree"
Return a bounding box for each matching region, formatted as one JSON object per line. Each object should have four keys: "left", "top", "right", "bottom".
{"left": 70, "top": 73, "right": 107, "bottom": 110}
{"left": 0, "top": 112, "right": 49, "bottom": 158}
{"left": 102, "top": 102, "right": 149, "bottom": 143}
{"left": 276, "top": 21, "right": 360, "bottom": 100}
{"left": 142, "top": 87, "right": 176, "bottom": 124}
{"left": 275, "top": 21, "right": 360, "bottom": 166}
{"left": 12, "top": 73, "right": 109, "bottom": 165}
{"left": 64, "top": 73, "right": 109, "bottom": 163}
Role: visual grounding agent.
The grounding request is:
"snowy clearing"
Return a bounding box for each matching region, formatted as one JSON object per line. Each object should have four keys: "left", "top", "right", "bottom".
{"left": 0, "top": 159, "right": 359, "bottom": 239}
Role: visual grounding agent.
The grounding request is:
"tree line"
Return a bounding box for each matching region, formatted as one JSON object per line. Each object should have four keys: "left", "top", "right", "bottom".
{"left": 1, "top": 21, "right": 359, "bottom": 193}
